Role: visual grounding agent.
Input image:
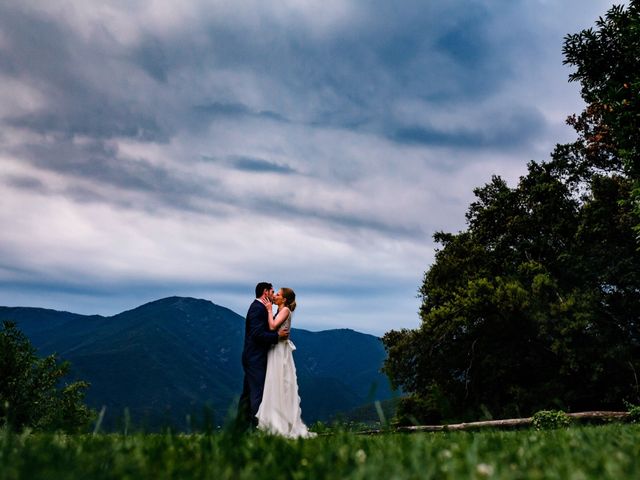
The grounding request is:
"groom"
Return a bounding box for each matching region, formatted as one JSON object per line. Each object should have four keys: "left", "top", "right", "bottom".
{"left": 237, "top": 282, "right": 289, "bottom": 430}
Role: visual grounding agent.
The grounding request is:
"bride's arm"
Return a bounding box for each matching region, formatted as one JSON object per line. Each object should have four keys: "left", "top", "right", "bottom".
{"left": 268, "top": 307, "right": 290, "bottom": 331}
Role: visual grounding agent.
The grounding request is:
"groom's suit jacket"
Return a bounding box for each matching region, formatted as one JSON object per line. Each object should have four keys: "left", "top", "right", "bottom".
{"left": 241, "top": 299, "right": 279, "bottom": 369}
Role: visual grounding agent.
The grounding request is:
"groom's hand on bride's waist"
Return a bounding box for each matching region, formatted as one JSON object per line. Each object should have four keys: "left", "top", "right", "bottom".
{"left": 278, "top": 328, "right": 289, "bottom": 340}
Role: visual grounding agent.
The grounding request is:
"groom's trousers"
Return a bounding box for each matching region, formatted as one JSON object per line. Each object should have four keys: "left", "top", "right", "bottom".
{"left": 238, "top": 361, "right": 267, "bottom": 428}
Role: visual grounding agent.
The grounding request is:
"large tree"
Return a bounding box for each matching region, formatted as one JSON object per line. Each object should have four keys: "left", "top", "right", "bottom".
{"left": 383, "top": 1, "right": 640, "bottom": 424}
{"left": 0, "top": 321, "right": 94, "bottom": 432}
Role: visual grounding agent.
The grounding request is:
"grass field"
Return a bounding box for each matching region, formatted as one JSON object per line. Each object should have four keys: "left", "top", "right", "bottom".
{"left": 1, "top": 424, "right": 639, "bottom": 479}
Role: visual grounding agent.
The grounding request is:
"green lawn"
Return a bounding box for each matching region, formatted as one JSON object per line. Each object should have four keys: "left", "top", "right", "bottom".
{"left": 1, "top": 424, "right": 639, "bottom": 479}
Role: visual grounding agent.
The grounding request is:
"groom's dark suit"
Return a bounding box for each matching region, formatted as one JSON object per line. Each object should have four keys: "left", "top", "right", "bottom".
{"left": 238, "top": 299, "right": 279, "bottom": 428}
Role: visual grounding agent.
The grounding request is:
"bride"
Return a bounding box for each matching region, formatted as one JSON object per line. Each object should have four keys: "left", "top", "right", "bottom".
{"left": 256, "top": 287, "right": 316, "bottom": 438}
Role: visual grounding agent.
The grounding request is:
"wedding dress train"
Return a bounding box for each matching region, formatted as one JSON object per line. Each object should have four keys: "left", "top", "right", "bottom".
{"left": 256, "top": 314, "right": 316, "bottom": 438}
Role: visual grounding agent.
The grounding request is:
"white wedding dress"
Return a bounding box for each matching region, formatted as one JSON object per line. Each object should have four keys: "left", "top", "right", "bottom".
{"left": 256, "top": 312, "right": 316, "bottom": 438}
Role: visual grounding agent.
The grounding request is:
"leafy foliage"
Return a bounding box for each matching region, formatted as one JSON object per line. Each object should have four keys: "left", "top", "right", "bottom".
{"left": 532, "top": 410, "right": 572, "bottom": 431}
{"left": 561, "top": 1, "right": 640, "bottom": 233}
{"left": 624, "top": 400, "right": 640, "bottom": 424}
{"left": 0, "top": 321, "right": 94, "bottom": 432}
{"left": 383, "top": 1, "right": 640, "bottom": 424}
{"left": 384, "top": 165, "right": 640, "bottom": 422}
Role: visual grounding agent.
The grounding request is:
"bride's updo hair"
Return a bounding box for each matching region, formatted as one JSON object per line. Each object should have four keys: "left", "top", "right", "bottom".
{"left": 281, "top": 287, "right": 297, "bottom": 312}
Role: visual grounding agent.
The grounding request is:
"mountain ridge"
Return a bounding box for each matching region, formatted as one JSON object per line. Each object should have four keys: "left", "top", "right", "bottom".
{"left": 0, "top": 296, "right": 393, "bottom": 429}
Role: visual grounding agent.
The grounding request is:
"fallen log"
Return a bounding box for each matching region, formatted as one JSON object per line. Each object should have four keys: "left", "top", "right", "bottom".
{"left": 356, "top": 411, "right": 630, "bottom": 435}
{"left": 565, "top": 411, "right": 629, "bottom": 421}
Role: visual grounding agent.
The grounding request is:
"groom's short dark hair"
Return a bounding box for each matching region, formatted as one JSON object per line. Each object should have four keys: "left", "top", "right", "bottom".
{"left": 255, "top": 282, "right": 272, "bottom": 298}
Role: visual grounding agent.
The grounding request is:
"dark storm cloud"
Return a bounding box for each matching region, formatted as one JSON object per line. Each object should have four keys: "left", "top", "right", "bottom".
{"left": 391, "top": 107, "right": 547, "bottom": 149}
{"left": 7, "top": 109, "right": 169, "bottom": 143}
{"left": 133, "top": 36, "right": 170, "bottom": 84}
{"left": 199, "top": 154, "right": 298, "bottom": 175}
{"left": 366, "top": 1, "right": 507, "bottom": 103}
{"left": 0, "top": 273, "right": 243, "bottom": 298}
{"left": 2, "top": 174, "right": 48, "bottom": 193}
{"left": 0, "top": 0, "right": 568, "bottom": 228}
{"left": 0, "top": 0, "right": 536, "bottom": 158}
{"left": 435, "top": 5, "right": 492, "bottom": 68}
{"left": 7, "top": 137, "right": 222, "bottom": 213}
{"left": 0, "top": 277, "right": 110, "bottom": 296}
{"left": 229, "top": 156, "right": 297, "bottom": 174}
{"left": 257, "top": 198, "right": 426, "bottom": 240}
{"left": 7, "top": 134, "right": 407, "bottom": 237}
{"left": 0, "top": 261, "right": 36, "bottom": 277}
{"left": 193, "top": 102, "right": 290, "bottom": 123}
{"left": 0, "top": 4, "right": 72, "bottom": 79}
{"left": 179, "top": 1, "right": 520, "bottom": 134}
{"left": 0, "top": 4, "right": 171, "bottom": 142}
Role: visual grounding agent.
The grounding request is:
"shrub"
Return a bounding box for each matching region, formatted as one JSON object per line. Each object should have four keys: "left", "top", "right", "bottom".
{"left": 0, "top": 320, "right": 95, "bottom": 432}
{"left": 532, "top": 410, "right": 571, "bottom": 430}
{"left": 623, "top": 400, "right": 640, "bottom": 423}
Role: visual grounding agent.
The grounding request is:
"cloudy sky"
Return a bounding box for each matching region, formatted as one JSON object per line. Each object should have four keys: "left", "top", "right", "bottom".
{"left": 0, "top": 0, "right": 617, "bottom": 335}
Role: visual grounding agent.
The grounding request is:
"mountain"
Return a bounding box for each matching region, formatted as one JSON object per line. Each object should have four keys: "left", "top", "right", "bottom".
{"left": 0, "top": 297, "right": 393, "bottom": 429}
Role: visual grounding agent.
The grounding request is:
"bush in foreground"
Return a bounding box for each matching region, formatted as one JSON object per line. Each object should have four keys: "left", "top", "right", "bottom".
{"left": 0, "top": 320, "right": 94, "bottom": 432}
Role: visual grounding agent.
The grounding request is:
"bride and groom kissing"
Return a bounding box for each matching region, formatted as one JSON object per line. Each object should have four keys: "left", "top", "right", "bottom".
{"left": 236, "top": 282, "right": 316, "bottom": 438}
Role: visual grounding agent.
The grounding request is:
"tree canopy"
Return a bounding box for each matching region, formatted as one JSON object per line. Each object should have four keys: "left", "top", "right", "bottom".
{"left": 0, "top": 320, "right": 94, "bottom": 432}
{"left": 561, "top": 1, "right": 640, "bottom": 232}
{"left": 383, "top": 1, "right": 640, "bottom": 424}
